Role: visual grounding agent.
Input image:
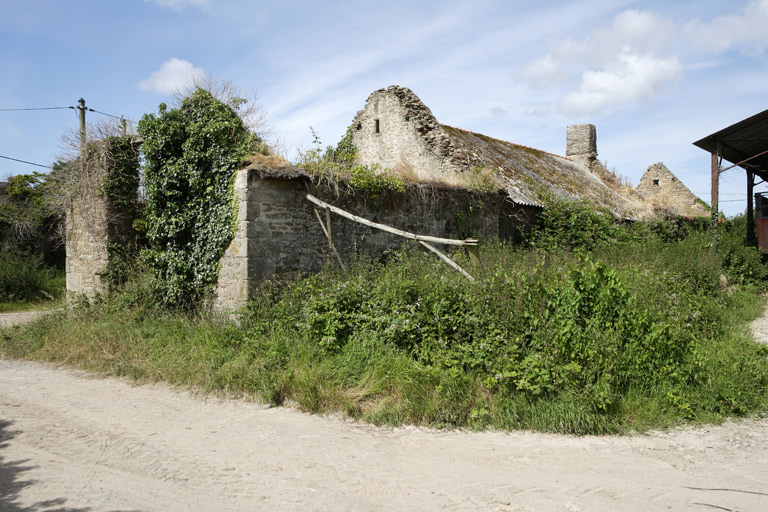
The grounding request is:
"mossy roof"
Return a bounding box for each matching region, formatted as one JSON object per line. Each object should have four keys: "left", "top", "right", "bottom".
{"left": 441, "top": 125, "right": 637, "bottom": 218}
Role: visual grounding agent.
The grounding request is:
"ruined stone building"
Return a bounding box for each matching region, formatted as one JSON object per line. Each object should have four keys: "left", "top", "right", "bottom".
{"left": 636, "top": 162, "right": 710, "bottom": 217}
{"left": 66, "top": 85, "right": 707, "bottom": 311}
{"left": 348, "top": 86, "right": 642, "bottom": 218}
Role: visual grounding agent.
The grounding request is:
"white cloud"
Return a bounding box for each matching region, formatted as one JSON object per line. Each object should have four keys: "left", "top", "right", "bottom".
{"left": 518, "top": 2, "right": 768, "bottom": 117}
{"left": 561, "top": 52, "right": 682, "bottom": 116}
{"left": 517, "top": 9, "right": 679, "bottom": 116}
{"left": 683, "top": 0, "right": 768, "bottom": 55}
{"left": 138, "top": 58, "right": 206, "bottom": 94}
{"left": 144, "top": 0, "right": 208, "bottom": 11}
{"left": 517, "top": 54, "right": 569, "bottom": 88}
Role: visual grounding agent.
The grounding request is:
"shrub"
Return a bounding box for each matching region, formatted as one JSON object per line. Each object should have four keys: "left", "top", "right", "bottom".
{"left": 519, "top": 199, "right": 647, "bottom": 251}
{"left": 0, "top": 247, "right": 64, "bottom": 303}
{"left": 717, "top": 215, "right": 768, "bottom": 287}
{"left": 138, "top": 88, "right": 263, "bottom": 309}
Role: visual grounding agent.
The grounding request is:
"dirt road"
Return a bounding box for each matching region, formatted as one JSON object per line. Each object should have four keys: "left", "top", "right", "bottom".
{"left": 2, "top": 327, "right": 768, "bottom": 511}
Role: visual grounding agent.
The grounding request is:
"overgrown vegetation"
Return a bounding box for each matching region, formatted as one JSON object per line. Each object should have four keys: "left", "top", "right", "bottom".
{"left": 138, "top": 88, "right": 265, "bottom": 309}
{"left": 3, "top": 198, "right": 767, "bottom": 434}
{"left": 0, "top": 166, "right": 70, "bottom": 307}
{"left": 0, "top": 168, "right": 66, "bottom": 265}
{"left": 0, "top": 248, "right": 64, "bottom": 307}
{"left": 299, "top": 128, "right": 406, "bottom": 198}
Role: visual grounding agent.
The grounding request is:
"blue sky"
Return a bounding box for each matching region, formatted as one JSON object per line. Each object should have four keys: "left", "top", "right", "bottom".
{"left": 1, "top": 0, "right": 767, "bottom": 216}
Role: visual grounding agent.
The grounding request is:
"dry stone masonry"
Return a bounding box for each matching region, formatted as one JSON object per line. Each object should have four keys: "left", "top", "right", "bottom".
{"left": 350, "top": 86, "right": 468, "bottom": 185}
{"left": 66, "top": 140, "right": 140, "bottom": 298}
{"left": 212, "top": 161, "right": 530, "bottom": 312}
{"left": 566, "top": 124, "right": 598, "bottom": 171}
{"left": 636, "top": 163, "right": 709, "bottom": 217}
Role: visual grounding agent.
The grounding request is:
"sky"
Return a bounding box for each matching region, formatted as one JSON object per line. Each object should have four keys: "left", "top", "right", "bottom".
{"left": 1, "top": 0, "right": 767, "bottom": 216}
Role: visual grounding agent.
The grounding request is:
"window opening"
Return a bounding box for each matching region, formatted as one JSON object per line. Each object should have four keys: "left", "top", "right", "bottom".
{"left": 652, "top": 179, "right": 660, "bottom": 186}
{"left": 374, "top": 119, "right": 380, "bottom": 134}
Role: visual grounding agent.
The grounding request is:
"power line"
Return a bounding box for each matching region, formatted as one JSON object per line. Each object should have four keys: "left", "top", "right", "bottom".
{"left": 0, "top": 106, "right": 73, "bottom": 111}
{"left": 0, "top": 105, "right": 124, "bottom": 120}
{"left": 88, "top": 108, "right": 122, "bottom": 120}
{"left": 0, "top": 154, "right": 53, "bottom": 170}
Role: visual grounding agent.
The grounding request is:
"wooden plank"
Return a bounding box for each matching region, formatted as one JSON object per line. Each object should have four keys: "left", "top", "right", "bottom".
{"left": 305, "top": 193, "right": 478, "bottom": 246}
{"left": 418, "top": 241, "right": 475, "bottom": 282}
{"left": 313, "top": 207, "right": 346, "bottom": 271}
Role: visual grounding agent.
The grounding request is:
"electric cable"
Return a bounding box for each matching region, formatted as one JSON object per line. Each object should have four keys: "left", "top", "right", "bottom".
{"left": 0, "top": 154, "right": 53, "bottom": 169}
{"left": 88, "top": 108, "right": 123, "bottom": 120}
{"left": 0, "top": 106, "right": 73, "bottom": 112}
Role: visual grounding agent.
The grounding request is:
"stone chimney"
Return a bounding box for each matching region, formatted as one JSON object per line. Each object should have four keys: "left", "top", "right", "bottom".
{"left": 566, "top": 124, "right": 597, "bottom": 170}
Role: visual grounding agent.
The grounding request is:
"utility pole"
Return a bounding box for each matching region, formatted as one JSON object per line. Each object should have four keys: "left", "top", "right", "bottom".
{"left": 77, "top": 98, "right": 86, "bottom": 156}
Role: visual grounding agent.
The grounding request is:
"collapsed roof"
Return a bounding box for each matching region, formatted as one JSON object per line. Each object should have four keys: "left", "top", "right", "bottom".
{"left": 349, "top": 86, "right": 641, "bottom": 218}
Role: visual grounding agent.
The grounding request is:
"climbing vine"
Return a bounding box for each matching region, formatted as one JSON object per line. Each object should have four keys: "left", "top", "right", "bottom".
{"left": 138, "top": 88, "right": 262, "bottom": 309}
{"left": 99, "top": 136, "right": 141, "bottom": 215}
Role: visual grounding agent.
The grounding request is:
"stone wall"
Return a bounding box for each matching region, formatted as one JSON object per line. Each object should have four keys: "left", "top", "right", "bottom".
{"left": 65, "top": 140, "right": 139, "bottom": 298}
{"left": 350, "top": 86, "right": 467, "bottom": 185}
{"left": 213, "top": 169, "right": 536, "bottom": 312}
{"left": 636, "top": 163, "right": 710, "bottom": 217}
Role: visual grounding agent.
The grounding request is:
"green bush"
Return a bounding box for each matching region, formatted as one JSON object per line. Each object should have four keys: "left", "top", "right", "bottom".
{"left": 519, "top": 199, "right": 647, "bottom": 251}
{"left": 717, "top": 215, "right": 768, "bottom": 287}
{"left": 0, "top": 247, "right": 64, "bottom": 303}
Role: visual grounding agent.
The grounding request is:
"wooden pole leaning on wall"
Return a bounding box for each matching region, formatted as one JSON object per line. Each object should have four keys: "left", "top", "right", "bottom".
{"left": 305, "top": 193, "right": 477, "bottom": 282}
{"left": 313, "top": 207, "right": 346, "bottom": 271}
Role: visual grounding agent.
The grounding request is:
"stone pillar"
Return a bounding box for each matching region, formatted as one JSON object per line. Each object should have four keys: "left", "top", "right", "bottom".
{"left": 65, "top": 139, "right": 140, "bottom": 299}
{"left": 566, "top": 124, "right": 597, "bottom": 171}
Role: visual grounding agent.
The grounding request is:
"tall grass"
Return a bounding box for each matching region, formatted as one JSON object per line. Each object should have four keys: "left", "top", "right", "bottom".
{"left": 3, "top": 223, "right": 767, "bottom": 434}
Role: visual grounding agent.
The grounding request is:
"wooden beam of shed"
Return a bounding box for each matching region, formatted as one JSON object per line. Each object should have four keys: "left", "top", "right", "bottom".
{"left": 305, "top": 193, "right": 478, "bottom": 246}
{"left": 718, "top": 147, "right": 768, "bottom": 174}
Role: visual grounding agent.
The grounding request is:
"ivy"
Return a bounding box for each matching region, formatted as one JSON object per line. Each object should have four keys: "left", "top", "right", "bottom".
{"left": 100, "top": 136, "right": 141, "bottom": 214}
{"left": 138, "top": 88, "right": 261, "bottom": 309}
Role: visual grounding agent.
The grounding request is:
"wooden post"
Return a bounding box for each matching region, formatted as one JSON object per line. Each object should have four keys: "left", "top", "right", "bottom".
{"left": 711, "top": 148, "right": 720, "bottom": 246}
{"left": 711, "top": 150, "right": 719, "bottom": 217}
{"left": 747, "top": 170, "right": 756, "bottom": 246}
{"left": 77, "top": 98, "right": 86, "bottom": 155}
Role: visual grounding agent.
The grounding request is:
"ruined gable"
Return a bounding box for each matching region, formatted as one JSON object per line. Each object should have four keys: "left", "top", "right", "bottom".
{"left": 636, "top": 163, "right": 709, "bottom": 217}
{"left": 349, "top": 85, "right": 642, "bottom": 218}
{"left": 350, "top": 86, "right": 468, "bottom": 185}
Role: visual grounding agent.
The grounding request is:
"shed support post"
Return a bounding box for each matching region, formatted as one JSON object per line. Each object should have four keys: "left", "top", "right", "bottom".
{"left": 711, "top": 149, "right": 720, "bottom": 245}
{"left": 747, "top": 170, "right": 756, "bottom": 246}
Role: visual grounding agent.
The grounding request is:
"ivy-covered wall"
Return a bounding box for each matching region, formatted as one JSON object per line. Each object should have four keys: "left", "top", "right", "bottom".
{"left": 138, "top": 88, "right": 263, "bottom": 309}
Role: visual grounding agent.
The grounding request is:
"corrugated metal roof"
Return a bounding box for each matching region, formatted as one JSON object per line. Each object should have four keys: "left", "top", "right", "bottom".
{"left": 693, "top": 108, "right": 768, "bottom": 178}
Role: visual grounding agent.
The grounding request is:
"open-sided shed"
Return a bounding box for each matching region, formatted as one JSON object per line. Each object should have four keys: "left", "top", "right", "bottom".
{"left": 694, "top": 108, "right": 768, "bottom": 246}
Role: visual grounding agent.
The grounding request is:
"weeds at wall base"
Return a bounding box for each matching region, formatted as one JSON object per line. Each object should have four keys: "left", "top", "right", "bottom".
{"left": 3, "top": 229, "right": 768, "bottom": 434}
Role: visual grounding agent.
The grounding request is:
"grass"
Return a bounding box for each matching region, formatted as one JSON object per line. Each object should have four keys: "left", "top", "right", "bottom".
{"left": 2, "top": 229, "right": 767, "bottom": 435}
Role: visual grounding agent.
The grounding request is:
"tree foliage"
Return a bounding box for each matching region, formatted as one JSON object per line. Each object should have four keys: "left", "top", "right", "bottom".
{"left": 0, "top": 168, "right": 66, "bottom": 264}
{"left": 138, "top": 88, "right": 262, "bottom": 309}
